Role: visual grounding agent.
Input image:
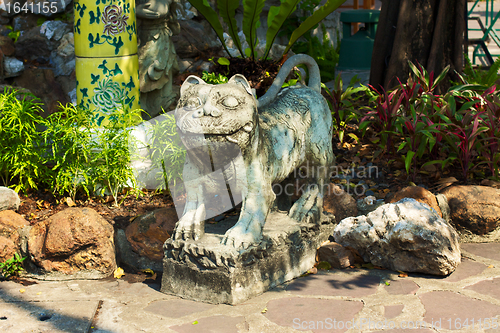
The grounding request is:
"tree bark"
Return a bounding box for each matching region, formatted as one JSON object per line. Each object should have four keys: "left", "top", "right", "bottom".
{"left": 370, "top": 0, "right": 465, "bottom": 92}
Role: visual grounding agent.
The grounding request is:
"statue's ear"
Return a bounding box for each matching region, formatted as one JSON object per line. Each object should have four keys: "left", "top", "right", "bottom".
{"left": 228, "top": 74, "right": 253, "bottom": 96}
{"left": 180, "top": 75, "right": 206, "bottom": 96}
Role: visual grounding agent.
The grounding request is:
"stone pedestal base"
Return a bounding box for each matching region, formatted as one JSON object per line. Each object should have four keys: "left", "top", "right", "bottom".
{"left": 161, "top": 212, "right": 336, "bottom": 304}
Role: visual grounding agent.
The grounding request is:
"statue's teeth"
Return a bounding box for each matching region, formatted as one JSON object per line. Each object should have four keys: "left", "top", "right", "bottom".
{"left": 227, "top": 135, "right": 238, "bottom": 144}
{"left": 243, "top": 122, "right": 253, "bottom": 132}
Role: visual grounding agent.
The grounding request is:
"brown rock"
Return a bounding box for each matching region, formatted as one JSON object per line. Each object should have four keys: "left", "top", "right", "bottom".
{"left": 317, "top": 242, "right": 358, "bottom": 269}
{"left": 323, "top": 184, "right": 358, "bottom": 222}
{"left": 125, "top": 207, "right": 178, "bottom": 261}
{"left": 15, "top": 26, "right": 51, "bottom": 61}
{"left": 0, "top": 236, "right": 17, "bottom": 263}
{"left": 0, "top": 36, "right": 15, "bottom": 56}
{"left": 388, "top": 186, "right": 442, "bottom": 217}
{"left": 0, "top": 210, "right": 29, "bottom": 232}
{"left": 441, "top": 185, "right": 500, "bottom": 235}
{"left": 28, "top": 208, "right": 116, "bottom": 277}
{"left": 0, "top": 210, "right": 29, "bottom": 262}
{"left": 12, "top": 68, "right": 69, "bottom": 117}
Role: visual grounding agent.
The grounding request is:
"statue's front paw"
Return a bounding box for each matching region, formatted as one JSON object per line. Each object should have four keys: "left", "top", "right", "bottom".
{"left": 172, "top": 205, "right": 205, "bottom": 241}
{"left": 221, "top": 222, "right": 261, "bottom": 250}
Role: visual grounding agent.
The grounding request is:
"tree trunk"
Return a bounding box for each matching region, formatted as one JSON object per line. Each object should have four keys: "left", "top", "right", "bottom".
{"left": 370, "top": 0, "right": 466, "bottom": 92}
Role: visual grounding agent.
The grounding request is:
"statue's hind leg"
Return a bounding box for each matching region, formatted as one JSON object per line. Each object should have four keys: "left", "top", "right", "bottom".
{"left": 289, "top": 153, "right": 333, "bottom": 224}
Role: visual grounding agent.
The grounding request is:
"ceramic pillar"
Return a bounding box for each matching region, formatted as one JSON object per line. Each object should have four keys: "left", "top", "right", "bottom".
{"left": 74, "top": 0, "right": 141, "bottom": 126}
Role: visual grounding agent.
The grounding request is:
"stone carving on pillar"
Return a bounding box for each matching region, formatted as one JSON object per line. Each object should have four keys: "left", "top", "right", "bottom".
{"left": 162, "top": 54, "right": 335, "bottom": 304}
{"left": 136, "top": 0, "right": 180, "bottom": 118}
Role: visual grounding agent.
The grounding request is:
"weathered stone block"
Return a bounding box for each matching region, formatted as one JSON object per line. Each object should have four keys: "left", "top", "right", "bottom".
{"left": 161, "top": 212, "right": 335, "bottom": 304}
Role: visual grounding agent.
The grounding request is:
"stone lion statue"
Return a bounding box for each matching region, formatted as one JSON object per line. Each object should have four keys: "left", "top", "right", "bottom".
{"left": 173, "top": 54, "right": 334, "bottom": 249}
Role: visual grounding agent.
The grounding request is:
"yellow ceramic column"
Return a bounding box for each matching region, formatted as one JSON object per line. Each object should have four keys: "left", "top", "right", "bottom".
{"left": 74, "top": 0, "right": 141, "bottom": 126}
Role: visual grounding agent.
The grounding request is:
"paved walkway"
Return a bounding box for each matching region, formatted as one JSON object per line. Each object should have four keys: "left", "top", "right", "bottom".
{"left": 1, "top": 243, "right": 500, "bottom": 332}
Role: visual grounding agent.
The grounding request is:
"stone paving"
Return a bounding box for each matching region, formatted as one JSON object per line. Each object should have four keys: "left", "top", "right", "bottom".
{"left": 0, "top": 243, "right": 500, "bottom": 332}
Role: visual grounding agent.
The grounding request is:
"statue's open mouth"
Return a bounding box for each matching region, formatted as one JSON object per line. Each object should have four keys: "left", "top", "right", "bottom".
{"left": 175, "top": 111, "right": 253, "bottom": 137}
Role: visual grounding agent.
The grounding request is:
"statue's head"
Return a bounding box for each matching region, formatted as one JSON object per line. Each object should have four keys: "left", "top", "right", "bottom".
{"left": 175, "top": 75, "right": 258, "bottom": 169}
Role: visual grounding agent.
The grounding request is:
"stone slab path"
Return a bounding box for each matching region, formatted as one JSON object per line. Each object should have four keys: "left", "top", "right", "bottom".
{"left": 1, "top": 243, "right": 500, "bottom": 332}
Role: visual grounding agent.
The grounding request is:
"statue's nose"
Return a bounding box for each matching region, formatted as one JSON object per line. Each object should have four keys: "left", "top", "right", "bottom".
{"left": 203, "top": 104, "right": 222, "bottom": 117}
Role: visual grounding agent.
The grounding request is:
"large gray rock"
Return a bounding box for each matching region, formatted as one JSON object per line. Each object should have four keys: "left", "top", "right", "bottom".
{"left": 4, "top": 57, "right": 24, "bottom": 78}
{"left": 50, "top": 32, "right": 74, "bottom": 76}
{"left": 333, "top": 198, "right": 461, "bottom": 276}
{"left": 0, "top": 187, "right": 20, "bottom": 212}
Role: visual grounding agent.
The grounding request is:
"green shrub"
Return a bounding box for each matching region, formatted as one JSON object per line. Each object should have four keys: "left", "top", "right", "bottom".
{"left": 0, "top": 87, "right": 48, "bottom": 193}
{"left": 147, "top": 112, "right": 186, "bottom": 194}
{"left": 0, "top": 253, "right": 26, "bottom": 279}
{"left": 89, "top": 111, "right": 140, "bottom": 206}
{"left": 45, "top": 104, "right": 94, "bottom": 200}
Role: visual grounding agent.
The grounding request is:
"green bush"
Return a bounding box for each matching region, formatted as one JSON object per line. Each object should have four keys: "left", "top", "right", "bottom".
{"left": 147, "top": 112, "right": 186, "bottom": 194}
{"left": 0, "top": 87, "right": 48, "bottom": 193}
{"left": 0, "top": 253, "right": 26, "bottom": 279}
{"left": 45, "top": 104, "right": 94, "bottom": 200}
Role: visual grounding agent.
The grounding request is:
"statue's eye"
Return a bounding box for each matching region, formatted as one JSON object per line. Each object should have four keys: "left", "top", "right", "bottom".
{"left": 221, "top": 96, "right": 239, "bottom": 108}
{"left": 184, "top": 97, "right": 202, "bottom": 109}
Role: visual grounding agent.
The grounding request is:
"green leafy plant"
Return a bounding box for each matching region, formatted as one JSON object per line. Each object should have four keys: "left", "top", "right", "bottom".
{"left": 187, "top": 0, "right": 347, "bottom": 60}
{"left": 479, "top": 91, "right": 500, "bottom": 178}
{"left": 89, "top": 113, "right": 139, "bottom": 206}
{"left": 322, "top": 74, "right": 366, "bottom": 144}
{"left": 458, "top": 55, "right": 500, "bottom": 89}
{"left": 147, "top": 112, "right": 186, "bottom": 194}
{"left": 292, "top": 25, "right": 340, "bottom": 83}
{"left": 396, "top": 106, "right": 441, "bottom": 181}
{"left": 44, "top": 104, "right": 94, "bottom": 200}
{"left": 0, "top": 253, "right": 26, "bottom": 279}
{"left": 5, "top": 25, "right": 20, "bottom": 43}
{"left": 360, "top": 87, "right": 404, "bottom": 156}
{"left": 201, "top": 71, "right": 229, "bottom": 84}
{"left": 0, "top": 87, "right": 48, "bottom": 193}
{"left": 442, "top": 110, "right": 488, "bottom": 180}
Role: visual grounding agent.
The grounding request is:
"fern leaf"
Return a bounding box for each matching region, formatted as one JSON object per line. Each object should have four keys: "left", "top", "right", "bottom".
{"left": 188, "top": 0, "right": 231, "bottom": 56}
{"left": 485, "top": 57, "right": 500, "bottom": 86}
{"left": 218, "top": 0, "right": 244, "bottom": 57}
{"left": 242, "top": 0, "right": 265, "bottom": 60}
{"left": 263, "top": 0, "right": 301, "bottom": 60}
{"left": 283, "top": 0, "right": 347, "bottom": 55}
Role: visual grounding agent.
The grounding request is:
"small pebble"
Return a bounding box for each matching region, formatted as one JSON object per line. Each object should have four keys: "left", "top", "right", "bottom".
{"left": 364, "top": 196, "right": 377, "bottom": 205}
